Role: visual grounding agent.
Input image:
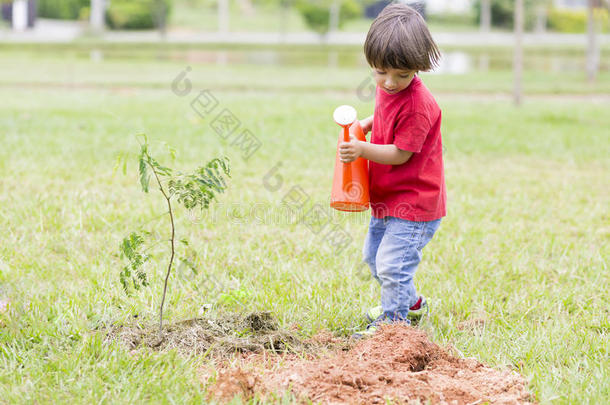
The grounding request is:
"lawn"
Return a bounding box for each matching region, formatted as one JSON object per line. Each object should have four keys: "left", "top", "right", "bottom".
{"left": 0, "top": 47, "right": 608, "bottom": 403}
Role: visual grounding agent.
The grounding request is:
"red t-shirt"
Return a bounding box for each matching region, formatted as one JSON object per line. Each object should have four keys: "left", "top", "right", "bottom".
{"left": 369, "top": 76, "right": 446, "bottom": 221}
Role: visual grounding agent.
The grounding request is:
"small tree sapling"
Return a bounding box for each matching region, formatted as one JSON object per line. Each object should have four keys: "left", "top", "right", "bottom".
{"left": 118, "top": 136, "right": 230, "bottom": 340}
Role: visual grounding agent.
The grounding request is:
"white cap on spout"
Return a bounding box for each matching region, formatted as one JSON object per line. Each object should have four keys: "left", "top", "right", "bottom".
{"left": 333, "top": 105, "right": 357, "bottom": 127}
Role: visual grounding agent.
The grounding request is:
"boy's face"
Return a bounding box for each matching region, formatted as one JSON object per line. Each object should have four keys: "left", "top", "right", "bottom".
{"left": 373, "top": 67, "right": 416, "bottom": 95}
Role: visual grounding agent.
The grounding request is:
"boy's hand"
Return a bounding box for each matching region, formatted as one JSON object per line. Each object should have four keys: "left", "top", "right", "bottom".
{"left": 339, "top": 135, "right": 363, "bottom": 163}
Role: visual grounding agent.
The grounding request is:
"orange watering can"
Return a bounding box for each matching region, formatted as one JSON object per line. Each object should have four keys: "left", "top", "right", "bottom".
{"left": 330, "top": 105, "right": 370, "bottom": 212}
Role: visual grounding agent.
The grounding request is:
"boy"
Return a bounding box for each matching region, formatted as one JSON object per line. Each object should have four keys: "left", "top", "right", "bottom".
{"left": 339, "top": 3, "right": 446, "bottom": 338}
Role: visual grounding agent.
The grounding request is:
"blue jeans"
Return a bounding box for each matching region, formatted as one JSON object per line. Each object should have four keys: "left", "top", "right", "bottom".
{"left": 363, "top": 216, "right": 441, "bottom": 321}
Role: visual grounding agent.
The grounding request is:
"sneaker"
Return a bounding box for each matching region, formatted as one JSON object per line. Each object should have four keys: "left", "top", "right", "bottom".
{"left": 364, "top": 296, "right": 429, "bottom": 323}
{"left": 351, "top": 314, "right": 410, "bottom": 339}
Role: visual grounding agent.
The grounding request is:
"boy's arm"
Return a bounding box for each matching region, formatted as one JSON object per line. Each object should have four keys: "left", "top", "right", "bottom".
{"left": 339, "top": 136, "right": 412, "bottom": 166}
{"left": 360, "top": 115, "right": 374, "bottom": 135}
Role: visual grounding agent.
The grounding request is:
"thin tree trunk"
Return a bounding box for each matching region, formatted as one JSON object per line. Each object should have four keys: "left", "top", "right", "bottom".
{"left": 90, "top": 0, "right": 105, "bottom": 32}
{"left": 218, "top": 0, "right": 229, "bottom": 34}
{"left": 480, "top": 0, "right": 491, "bottom": 32}
{"left": 513, "top": 0, "right": 524, "bottom": 106}
{"left": 154, "top": 0, "right": 167, "bottom": 37}
{"left": 279, "top": 1, "right": 287, "bottom": 41}
{"left": 329, "top": 0, "right": 340, "bottom": 34}
{"left": 158, "top": 192, "right": 175, "bottom": 339}
{"left": 149, "top": 165, "right": 176, "bottom": 341}
{"left": 534, "top": 4, "right": 547, "bottom": 33}
{"left": 586, "top": 0, "right": 599, "bottom": 82}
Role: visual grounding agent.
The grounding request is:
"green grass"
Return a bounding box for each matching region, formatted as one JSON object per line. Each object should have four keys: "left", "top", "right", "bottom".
{"left": 0, "top": 49, "right": 608, "bottom": 404}
{"left": 0, "top": 46, "right": 609, "bottom": 96}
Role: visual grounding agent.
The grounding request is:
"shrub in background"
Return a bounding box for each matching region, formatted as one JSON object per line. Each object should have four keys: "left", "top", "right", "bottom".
{"left": 106, "top": 0, "right": 172, "bottom": 30}
{"left": 548, "top": 7, "right": 609, "bottom": 33}
{"left": 38, "top": 0, "right": 89, "bottom": 20}
{"left": 295, "top": 0, "right": 361, "bottom": 34}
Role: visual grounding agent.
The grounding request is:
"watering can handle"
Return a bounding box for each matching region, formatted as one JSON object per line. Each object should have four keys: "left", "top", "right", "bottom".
{"left": 349, "top": 119, "right": 367, "bottom": 143}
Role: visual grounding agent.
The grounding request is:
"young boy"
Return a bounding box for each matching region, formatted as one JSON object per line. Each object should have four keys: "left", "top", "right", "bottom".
{"left": 339, "top": 3, "right": 446, "bottom": 338}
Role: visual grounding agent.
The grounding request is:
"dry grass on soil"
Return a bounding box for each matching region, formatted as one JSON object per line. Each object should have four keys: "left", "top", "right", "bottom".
{"left": 104, "top": 312, "right": 348, "bottom": 358}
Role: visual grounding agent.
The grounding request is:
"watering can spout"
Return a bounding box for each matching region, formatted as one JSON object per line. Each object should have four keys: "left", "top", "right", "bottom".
{"left": 330, "top": 105, "right": 370, "bottom": 212}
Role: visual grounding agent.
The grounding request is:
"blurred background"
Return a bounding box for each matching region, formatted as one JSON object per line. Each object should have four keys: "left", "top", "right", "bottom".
{"left": 1, "top": 0, "right": 608, "bottom": 96}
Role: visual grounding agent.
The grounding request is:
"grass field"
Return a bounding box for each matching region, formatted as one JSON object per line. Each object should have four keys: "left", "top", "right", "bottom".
{"left": 1, "top": 44, "right": 609, "bottom": 95}
{"left": 0, "top": 46, "right": 608, "bottom": 403}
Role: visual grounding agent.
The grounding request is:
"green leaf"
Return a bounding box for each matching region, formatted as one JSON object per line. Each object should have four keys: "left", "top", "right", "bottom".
{"left": 118, "top": 232, "right": 150, "bottom": 295}
{"left": 167, "top": 156, "right": 230, "bottom": 212}
{"left": 113, "top": 152, "right": 129, "bottom": 176}
{"left": 165, "top": 142, "right": 177, "bottom": 161}
{"left": 139, "top": 156, "right": 150, "bottom": 193}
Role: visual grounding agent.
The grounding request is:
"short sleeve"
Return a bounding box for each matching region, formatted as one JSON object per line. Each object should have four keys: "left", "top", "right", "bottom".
{"left": 393, "top": 112, "right": 431, "bottom": 153}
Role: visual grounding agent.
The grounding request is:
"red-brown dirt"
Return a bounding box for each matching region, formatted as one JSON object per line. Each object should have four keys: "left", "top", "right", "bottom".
{"left": 207, "top": 324, "right": 534, "bottom": 404}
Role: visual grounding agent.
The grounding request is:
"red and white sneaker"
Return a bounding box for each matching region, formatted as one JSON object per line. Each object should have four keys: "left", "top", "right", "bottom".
{"left": 365, "top": 296, "right": 429, "bottom": 323}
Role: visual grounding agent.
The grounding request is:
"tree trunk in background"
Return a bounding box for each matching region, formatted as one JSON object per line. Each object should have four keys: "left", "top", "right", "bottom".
{"left": 513, "top": 0, "right": 524, "bottom": 106}
{"left": 154, "top": 0, "right": 167, "bottom": 37}
{"left": 218, "top": 0, "right": 229, "bottom": 34}
{"left": 480, "top": 0, "right": 491, "bottom": 32}
{"left": 534, "top": 4, "right": 546, "bottom": 33}
{"left": 90, "top": 0, "right": 105, "bottom": 32}
{"left": 279, "top": 0, "right": 290, "bottom": 41}
{"left": 329, "top": 0, "right": 340, "bottom": 34}
{"left": 586, "top": 0, "right": 599, "bottom": 82}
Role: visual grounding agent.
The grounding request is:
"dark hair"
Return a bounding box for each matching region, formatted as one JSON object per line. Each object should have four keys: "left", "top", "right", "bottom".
{"left": 364, "top": 3, "right": 440, "bottom": 72}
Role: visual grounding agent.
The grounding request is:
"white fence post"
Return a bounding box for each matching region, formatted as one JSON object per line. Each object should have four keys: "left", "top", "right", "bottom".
{"left": 12, "top": 0, "right": 28, "bottom": 31}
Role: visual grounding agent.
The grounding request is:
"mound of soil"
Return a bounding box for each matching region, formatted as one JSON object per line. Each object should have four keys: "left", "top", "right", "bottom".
{"left": 209, "top": 324, "right": 534, "bottom": 404}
